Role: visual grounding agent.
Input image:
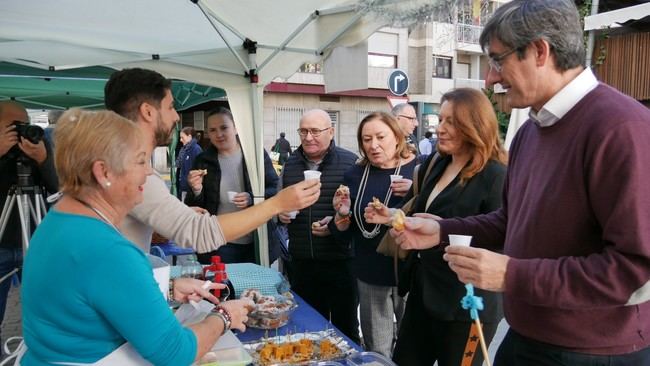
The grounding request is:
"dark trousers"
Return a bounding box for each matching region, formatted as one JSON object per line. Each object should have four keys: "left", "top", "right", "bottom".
{"left": 278, "top": 152, "right": 289, "bottom": 166}
{"left": 495, "top": 329, "right": 650, "bottom": 366}
{"left": 197, "top": 242, "right": 256, "bottom": 264}
{"left": 288, "top": 258, "right": 360, "bottom": 345}
{"left": 393, "top": 284, "right": 499, "bottom": 366}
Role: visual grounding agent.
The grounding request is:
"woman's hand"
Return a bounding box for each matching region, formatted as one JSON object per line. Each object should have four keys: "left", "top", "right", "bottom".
{"left": 364, "top": 202, "right": 391, "bottom": 225}
{"left": 232, "top": 192, "right": 252, "bottom": 209}
{"left": 332, "top": 189, "right": 351, "bottom": 215}
{"left": 188, "top": 169, "right": 207, "bottom": 194}
{"left": 390, "top": 178, "right": 412, "bottom": 197}
{"left": 311, "top": 216, "right": 332, "bottom": 237}
{"left": 172, "top": 278, "right": 222, "bottom": 304}
{"left": 219, "top": 299, "right": 255, "bottom": 332}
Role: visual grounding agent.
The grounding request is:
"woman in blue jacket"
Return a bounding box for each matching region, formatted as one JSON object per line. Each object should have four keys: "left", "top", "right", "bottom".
{"left": 186, "top": 107, "right": 279, "bottom": 264}
{"left": 176, "top": 126, "right": 203, "bottom": 201}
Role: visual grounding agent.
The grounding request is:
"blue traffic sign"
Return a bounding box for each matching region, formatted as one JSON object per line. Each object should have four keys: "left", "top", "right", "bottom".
{"left": 388, "top": 69, "right": 409, "bottom": 96}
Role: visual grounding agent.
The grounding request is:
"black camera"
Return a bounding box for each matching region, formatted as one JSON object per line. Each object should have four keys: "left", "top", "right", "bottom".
{"left": 13, "top": 121, "right": 44, "bottom": 144}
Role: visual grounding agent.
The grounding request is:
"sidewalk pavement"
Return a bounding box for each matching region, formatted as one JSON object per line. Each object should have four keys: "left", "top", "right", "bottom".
{"left": 1, "top": 285, "right": 22, "bottom": 358}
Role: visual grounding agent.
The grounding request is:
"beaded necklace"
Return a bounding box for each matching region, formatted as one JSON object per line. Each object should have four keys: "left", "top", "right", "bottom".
{"left": 353, "top": 159, "right": 402, "bottom": 239}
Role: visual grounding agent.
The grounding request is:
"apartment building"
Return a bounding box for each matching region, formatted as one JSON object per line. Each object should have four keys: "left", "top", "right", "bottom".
{"left": 180, "top": 1, "right": 510, "bottom": 154}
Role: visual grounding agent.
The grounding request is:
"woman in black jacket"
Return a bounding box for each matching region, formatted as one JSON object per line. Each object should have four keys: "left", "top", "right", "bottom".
{"left": 186, "top": 107, "right": 279, "bottom": 264}
{"left": 368, "top": 88, "right": 508, "bottom": 365}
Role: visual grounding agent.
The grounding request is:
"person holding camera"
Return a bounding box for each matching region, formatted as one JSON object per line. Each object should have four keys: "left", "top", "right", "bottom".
{"left": 0, "top": 100, "right": 58, "bottom": 347}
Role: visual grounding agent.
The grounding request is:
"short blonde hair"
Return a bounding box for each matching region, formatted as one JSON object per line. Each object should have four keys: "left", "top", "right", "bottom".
{"left": 356, "top": 111, "right": 412, "bottom": 166}
{"left": 54, "top": 109, "right": 143, "bottom": 196}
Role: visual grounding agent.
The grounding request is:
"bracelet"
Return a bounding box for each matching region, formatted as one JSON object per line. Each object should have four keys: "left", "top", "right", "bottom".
{"left": 208, "top": 305, "right": 232, "bottom": 335}
{"left": 168, "top": 279, "right": 175, "bottom": 301}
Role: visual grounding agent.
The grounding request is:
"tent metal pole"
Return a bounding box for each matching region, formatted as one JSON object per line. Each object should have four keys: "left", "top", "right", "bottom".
{"left": 257, "top": 11, "right": 320, "bottom": 72}
{"left": 317, "top": 4, "right": 357, "bottom": 16}
{"left": 75, "top": 102, "right": 106, "bottom": 109}
{"left": 12, "top": 97, "right": 65, "bottom": 110}
{"left": 195, "top": 1, "right": 247, "bottom": 41}
{"left": 316, "top": 12, "right": 365, "bottom": 55}
{"left": 195, "top": 2, "right": 250, "bottom": 74}
{"left": 256, "top": 45, "right": 317, "bottom": 55}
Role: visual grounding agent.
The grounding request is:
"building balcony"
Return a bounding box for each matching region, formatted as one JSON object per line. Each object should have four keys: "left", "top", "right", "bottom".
{"left": 456, "top": 23, "right": 484, "bottom": 53}
{"left": 456, "top": 23, "right": 482, "bottom": 44}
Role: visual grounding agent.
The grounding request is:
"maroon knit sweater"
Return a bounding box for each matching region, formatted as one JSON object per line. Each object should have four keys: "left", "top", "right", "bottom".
{"left": 440, "top": 84, "right": 650, "bottom": 355}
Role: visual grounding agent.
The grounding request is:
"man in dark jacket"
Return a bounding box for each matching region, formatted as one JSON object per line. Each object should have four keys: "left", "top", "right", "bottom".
{"left": 0, "top": 101, "right": 58, "bottom": 346}
{"left": 271, "top": 132, "right": 292, "bottom": 166}
{"left": 279, "top": 109, "right": 360, "bottom": 344}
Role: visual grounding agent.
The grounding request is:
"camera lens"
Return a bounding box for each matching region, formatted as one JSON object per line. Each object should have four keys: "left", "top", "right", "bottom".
{"left": 24, "top": 125, "right": 44, "bottom": 144}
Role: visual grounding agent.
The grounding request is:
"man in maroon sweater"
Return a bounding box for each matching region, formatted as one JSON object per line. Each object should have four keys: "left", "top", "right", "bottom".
{"left": 369, "top": 0, "right": 650, "bottom": 364}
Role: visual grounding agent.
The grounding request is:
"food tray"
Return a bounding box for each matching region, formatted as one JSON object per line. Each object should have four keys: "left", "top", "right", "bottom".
{"left": 243, "top": 329, "right": 354, "bottom": 365}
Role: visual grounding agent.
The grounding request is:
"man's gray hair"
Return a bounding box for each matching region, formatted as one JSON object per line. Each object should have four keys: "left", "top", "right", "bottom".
{"left": 391, "top": 103, "right": 412, "bottom": 116}
{"left": 479, "top": 0, "right": 585, "bottom": 71}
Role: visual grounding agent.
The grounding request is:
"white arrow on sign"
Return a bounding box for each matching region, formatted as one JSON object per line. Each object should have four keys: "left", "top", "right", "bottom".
{"left": 393, "top": 73, "right": 405, "bottom": 92}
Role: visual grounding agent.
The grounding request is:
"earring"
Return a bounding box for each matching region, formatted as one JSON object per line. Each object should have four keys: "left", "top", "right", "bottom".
{"left": 105, "top": 181, "right": 112, "bottom": 188}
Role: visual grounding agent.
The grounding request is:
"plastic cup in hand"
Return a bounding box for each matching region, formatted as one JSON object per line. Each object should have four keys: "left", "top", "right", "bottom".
{"left": 390, "top": 174, "right": 403, "bottom": 183}
{"left": 448, "top": 234, "right": 472, "bottom": 247}
{"left": 287, "top": 210, "right": 298, "bottom": 219}
{"left": 227, "top": 191, "right": 237, "bottom": 203}
{"left": 303, "top": 170, "right": 322, "bottom": 181}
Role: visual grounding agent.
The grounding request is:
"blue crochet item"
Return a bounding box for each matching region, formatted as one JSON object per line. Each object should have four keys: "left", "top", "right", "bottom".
{"left": 460, "top": 283, "right": 484, "bottom": 320}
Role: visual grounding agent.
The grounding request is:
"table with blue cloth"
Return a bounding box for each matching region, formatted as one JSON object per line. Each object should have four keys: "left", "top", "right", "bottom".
{"left": 171, "top": 263, "right": 362, "bottom": 351}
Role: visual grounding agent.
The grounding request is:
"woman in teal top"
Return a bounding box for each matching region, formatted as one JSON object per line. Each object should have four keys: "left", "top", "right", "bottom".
{"left": 21, "top": 109, "right": 252, "bottom": 365}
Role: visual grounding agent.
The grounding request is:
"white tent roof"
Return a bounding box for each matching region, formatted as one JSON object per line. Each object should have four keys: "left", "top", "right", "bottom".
{"left": 1, "top": 0, "right": 431, "bottom": 265}
{"left": 584, "top": 2, "right": 650, "bottom": 30}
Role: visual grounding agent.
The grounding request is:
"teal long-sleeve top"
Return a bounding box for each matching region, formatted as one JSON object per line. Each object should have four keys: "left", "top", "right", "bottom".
{"left": 21, "top": 209, "right": 197, "bottom": 365}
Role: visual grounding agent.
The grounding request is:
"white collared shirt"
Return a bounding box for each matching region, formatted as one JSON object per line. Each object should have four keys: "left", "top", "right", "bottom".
{"left": 529, "top": 68, "right": 599, "bottom": 127}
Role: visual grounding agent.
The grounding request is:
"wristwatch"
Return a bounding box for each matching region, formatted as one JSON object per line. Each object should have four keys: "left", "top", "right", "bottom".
{"left": 208, "top": 305, "right": 232, "bottom": 335}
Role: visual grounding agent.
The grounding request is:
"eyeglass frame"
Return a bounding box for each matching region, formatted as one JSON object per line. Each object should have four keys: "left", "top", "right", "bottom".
{"left": 487, "top": 47, "right": 519, "bottom": 73}
{"left": 296, "top": 127, "right": 331, "bottom": 137}
{"left": 398, "top": 114, "right": 417, "bottom": 121}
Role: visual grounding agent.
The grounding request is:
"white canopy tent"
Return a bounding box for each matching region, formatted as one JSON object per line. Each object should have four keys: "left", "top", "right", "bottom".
{"left": 1, "top": 0, "right": 432, "bottom": 265}
{"left": 584, "top": 3, "right": 650, "bottom": 31}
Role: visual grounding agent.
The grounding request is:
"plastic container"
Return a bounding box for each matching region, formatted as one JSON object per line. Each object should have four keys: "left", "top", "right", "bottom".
{"left": 240, "top": 289, "right": 297, "bottom": 329}
{"left": 313, "top": 361, "right": 346, "bottom": 366}
{"left": 245, "top": 300, "right": 297, "bottom": 329}
{"left": 346, "top": 351, "right": 397, "bottom": 366}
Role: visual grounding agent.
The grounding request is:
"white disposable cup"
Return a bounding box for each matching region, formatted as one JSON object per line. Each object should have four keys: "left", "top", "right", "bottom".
{"left": 448, "top": 234, "right": 472, "bottom": 247}
{"left": 227, "top": 191, "right": 237, "bottom": 203}
{"left": 287, "top": 210, "right": 298, "bottom": 219}
{"left": 303, "top": 170, "right": 322, "bottom": 181}
{"left": 390, "top": 174, "right": 403, "bottom": 183}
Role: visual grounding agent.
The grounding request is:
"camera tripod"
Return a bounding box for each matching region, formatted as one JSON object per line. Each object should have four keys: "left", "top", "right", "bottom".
{"left": 0, "top": 158, "right": 47, "bottom": 285}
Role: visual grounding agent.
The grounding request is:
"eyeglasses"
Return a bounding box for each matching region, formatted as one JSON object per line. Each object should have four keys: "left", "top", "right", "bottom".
{"left": 488, "top": 48, "right": 518, "bottom": 73}
{"left": 297, "top": 127, "right": 331, "bottom": 137}
{"left": 398, "top": 115, "right": 417, "bottom": 121}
